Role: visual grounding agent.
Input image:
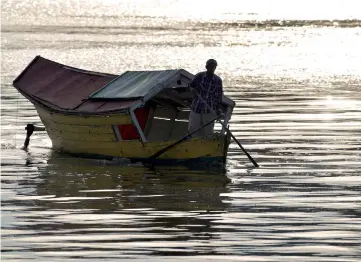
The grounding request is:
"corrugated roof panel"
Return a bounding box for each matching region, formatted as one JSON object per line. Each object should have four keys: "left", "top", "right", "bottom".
{"left": 90, "top": 70, "right": 181, "bottom": 100}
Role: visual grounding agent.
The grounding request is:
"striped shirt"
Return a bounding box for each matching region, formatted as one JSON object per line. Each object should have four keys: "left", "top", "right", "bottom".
{"left": 189, "top": 72, "right": 223, "bottom": 114}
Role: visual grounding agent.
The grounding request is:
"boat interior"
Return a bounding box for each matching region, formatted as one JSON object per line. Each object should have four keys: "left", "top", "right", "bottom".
{"left": 134, "top": 87, "right": 235, "bottom": 142}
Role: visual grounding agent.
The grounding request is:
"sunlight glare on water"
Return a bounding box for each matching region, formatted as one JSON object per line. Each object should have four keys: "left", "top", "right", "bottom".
{"left": 1, "top": 0, "right": 361, "bottom": 261}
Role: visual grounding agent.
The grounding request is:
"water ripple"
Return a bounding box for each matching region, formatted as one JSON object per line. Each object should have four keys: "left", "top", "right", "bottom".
{"left": 1, "top": 8, "right": 361, "bottom": 261}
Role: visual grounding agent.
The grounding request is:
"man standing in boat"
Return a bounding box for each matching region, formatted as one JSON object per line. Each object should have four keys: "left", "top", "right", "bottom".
{"left": 188, "top": 59, "right": 223, "bottom": 137}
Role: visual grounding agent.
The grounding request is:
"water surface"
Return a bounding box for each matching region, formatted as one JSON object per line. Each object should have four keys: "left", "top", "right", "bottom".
{"left": 1, "top": 1, "right": 361, "bottom": 261}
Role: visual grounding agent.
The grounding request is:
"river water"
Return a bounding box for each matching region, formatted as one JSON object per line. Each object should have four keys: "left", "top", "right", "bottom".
{"left": 1, "top": 0, "right": 361, "bottom": 261}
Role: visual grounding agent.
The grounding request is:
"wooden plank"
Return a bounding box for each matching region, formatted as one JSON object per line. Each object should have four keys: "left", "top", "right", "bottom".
{"left": 47, "top": 127, "right": 118, "bottom": 142}
{"left": 53, "top": 135, "right": 226, "bottom": 159}
{"left": 36, "top": 105, "right": 132, "bottom": 126}
{"left": 41, "top": 119, "right": 114, "bottom": 134}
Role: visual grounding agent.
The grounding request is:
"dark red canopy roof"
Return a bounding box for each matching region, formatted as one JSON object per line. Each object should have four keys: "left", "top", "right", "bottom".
{"left": 13, "top": 56, "right": 138, "bottom": 114}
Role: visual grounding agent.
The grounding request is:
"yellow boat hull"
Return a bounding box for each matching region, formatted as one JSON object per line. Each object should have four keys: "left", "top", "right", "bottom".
{"left": 35, "top": 106, "right": 230, "bottom": 168}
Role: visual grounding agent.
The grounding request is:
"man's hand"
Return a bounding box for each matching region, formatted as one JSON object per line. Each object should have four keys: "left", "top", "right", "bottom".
{"left": 216, "top": 108, "right": 224, "bottom": 117}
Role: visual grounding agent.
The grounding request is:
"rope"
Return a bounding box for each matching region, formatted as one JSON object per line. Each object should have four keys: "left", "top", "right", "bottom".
{"left": 14, "top": 91, "right": 20, "bottom": 148}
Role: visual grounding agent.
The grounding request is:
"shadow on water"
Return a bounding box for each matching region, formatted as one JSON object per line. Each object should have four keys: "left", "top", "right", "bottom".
{"left": 34, "top": 152, "right": 231, "bottom": 211}
{"left": 2, "top": 150, "right": 234, "bottom": 258}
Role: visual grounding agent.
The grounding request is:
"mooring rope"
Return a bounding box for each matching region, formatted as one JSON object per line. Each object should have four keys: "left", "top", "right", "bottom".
{"left": 14, "top": 91, "right": 20, "bottom": 148}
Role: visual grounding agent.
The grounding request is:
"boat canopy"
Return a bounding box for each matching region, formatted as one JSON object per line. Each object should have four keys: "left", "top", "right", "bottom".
{"left": 13, "top": 56, "right": 235, "bottom": 115}
{"left": 90, "top": 69, "right": 193, "bottom": 100}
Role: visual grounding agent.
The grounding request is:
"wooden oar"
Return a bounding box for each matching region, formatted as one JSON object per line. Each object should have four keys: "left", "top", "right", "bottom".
{"left": 196, "top": 90, "right": 259, "bottom": 168}
{"left": 147, "top": 114, "right": 220, "bottom": 162}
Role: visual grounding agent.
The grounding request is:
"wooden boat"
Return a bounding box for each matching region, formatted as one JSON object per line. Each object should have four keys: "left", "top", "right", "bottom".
{"left": 13, "top": 56, "right": 235, "bottom": 169}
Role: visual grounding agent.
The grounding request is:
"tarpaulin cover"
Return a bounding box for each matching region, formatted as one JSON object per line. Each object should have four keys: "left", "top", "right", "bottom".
{"left": 12, "top": 56, "right": 141, "bottom": 113}
{"left": 90, "top": 70, "right": 181, "bottom": 100}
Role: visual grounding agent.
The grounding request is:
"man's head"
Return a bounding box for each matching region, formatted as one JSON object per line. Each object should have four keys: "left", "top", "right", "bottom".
{"left": 205, "top": 59, "right": 217, "bottom": 76}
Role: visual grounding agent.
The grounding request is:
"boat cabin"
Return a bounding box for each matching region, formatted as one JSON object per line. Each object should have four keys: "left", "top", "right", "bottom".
{"left": 88, "top": 69, "right": 236, "bottom": 142}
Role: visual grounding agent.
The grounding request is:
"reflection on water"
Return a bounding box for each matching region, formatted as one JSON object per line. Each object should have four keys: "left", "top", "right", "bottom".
{"left": 2, "top": 151, "right": 232, "bottom": 260}
{"left": 1, "top": 0, "right": 361, "bottom": 260}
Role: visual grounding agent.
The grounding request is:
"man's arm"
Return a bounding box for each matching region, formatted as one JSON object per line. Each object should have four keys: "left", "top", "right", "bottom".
{"left": 189, "top": 73, "right": 202, "bottom": 89}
